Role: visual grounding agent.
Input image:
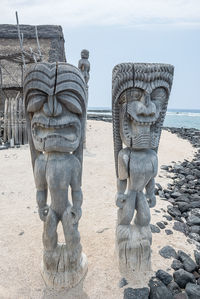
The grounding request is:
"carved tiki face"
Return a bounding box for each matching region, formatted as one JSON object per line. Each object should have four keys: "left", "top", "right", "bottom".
{"left": 112, "top": 63, "right": 174, "bottom": 176}
{"left": 24, "top": 63, "right": 87, "bottom": 153}
{"left": 81, "top": 49, "right": 89, "bottom": 59}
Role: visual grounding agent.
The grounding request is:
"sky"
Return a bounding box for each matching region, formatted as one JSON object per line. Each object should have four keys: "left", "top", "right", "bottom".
{"left": 1, "top": 0, "right": 200, "bottom": 109}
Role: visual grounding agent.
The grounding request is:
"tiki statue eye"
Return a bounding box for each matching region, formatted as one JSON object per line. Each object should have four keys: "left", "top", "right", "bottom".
{"left": 151, "top": 88, "right": 167, "bottom": 101}
{"left": 56, "top": 92, "right": 82, "bottom": 115}
{"left": 131, "top": 88, "right": 143, "bottom": 101}
{"left": 27, "top": 91, "right": 47, "bottom": 112}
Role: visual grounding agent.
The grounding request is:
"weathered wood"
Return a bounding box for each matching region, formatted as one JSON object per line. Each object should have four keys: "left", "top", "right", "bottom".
{"left": 11, "top": 97, "right": 15, "bottom": 140}
{"left": 18, "top": 97, "right": 23, "bottom": 145}
{"left": 112, "top": 63, "right": 174, "bottom": 285}
{"left": 14, "top": 96, "right": 19, "bottom": 144}
{"left": 78, "top": 49, "right": 90, "bottom": 149}
{"left": 7, "top": 98, "right": 11, "bottom": 141}
{"left": 3, "top": 98, "right": 8, "bottom": 142}
{"left": 24, "top": 62, "right": 87, "bottom": 290}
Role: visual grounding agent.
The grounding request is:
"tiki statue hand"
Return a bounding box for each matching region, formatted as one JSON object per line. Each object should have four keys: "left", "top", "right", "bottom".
{"left": 115, "top": 193, "right": 128, "bottom": 208}
{"left": 70, "top": 207, "right": 82, "bottom": 224}
{"left": 38, "top": 205, "right": 49, "bottom": 222}
{"left": 147, "top": 194, "right": 156, "bottom": 208}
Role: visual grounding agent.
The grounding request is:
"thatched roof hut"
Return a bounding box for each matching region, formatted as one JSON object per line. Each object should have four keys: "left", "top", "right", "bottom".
{"left": 0, "top": 24, "right": 66, "bottom": 112}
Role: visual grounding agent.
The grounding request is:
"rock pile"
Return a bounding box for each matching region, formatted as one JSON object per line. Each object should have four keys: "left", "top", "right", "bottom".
{"left": 156, "top": 128, "right": 200, "bottom": 249}
{"left": 124, "top": 248, "right": 200, "bottom": 298}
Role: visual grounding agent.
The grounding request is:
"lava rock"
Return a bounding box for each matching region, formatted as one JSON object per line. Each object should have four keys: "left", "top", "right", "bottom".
{"left": 191, "top": 208, "right": 200, "bottom": 218}
{"left": 189, "top": 233, "right": 200, "bottom": 242}
{"left": 194, "top": 250, "right": 200, "bottom": 266}
{"left": 167, "top": 281, "right": 181, "bottom": 295}
{"left": 159, "top": 246, "right": 177, "bottom": 259}
{"left": 171, "top": 192, "right": 182, "bottom": 199}
{"left": 174, "top": 292, "right": 189, "bottom": 299}
{"left": 192, "top": 271, "right": 200, "bottom": 279}
{"left": 167, "top": 205, "right": 182, "bottom": 218}
{"left": 156, "top": 183, "right": 163, "bottom": 191}
{"left": 150, "top": 224, "right": 161, "bottom": 233}
{"left": 165, "top": 229, "right": 173, "bottom": 235}
{"left": 197, "top": 277, "right": 200, "bottom": 285}
{"left": 175, "top": 195, "right": 190, "bottom": 203}
{"left": 189, "top": 226, "right": 200, "bottom": 234}
{"left": 163, "top": 215, "right": 173, "bottom": 221}
{"left": 156, "top": 222, "right": 166, "bottom": 229}
{"left": 119, "top": 277, "right": 128, "bottom": 288}
{"left": 149, "top": 277, "right": 173, "bottom": 299}
{"left": 187, "top": 215, "right": 200, "bottom": 226}
{"left": 178, "top": 250, "right": 197, "bottom": 272}
{"left": 161, "top": 165, "right": 169, "bottom": 171}
{"left": 168, "top": 198, "right": 176, "bottom": 205}
{"left": 173, "top": 269, "right": 195, "bottom": 288}
{"left": 173, "top": 222, "right": 188, "bottom": 235}
{"left": 171, "top": 259, "right": 184, "bottom": 271}
{"left": 156, "top": 270, "right": 173, "bottom": 285}
{"left": 176, "top": 202, "right": 190, "bottom": 213}
{"left": 185, "top": 282, "right": 200, "bottom": 299}
{"left": 124, "top": 287, "right": 149, "bottom": 299}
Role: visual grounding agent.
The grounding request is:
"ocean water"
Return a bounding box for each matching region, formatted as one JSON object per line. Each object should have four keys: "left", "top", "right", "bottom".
{"left": 88, "top": 107, "right": 200, "bottom": 130}
{"left": 164, "top": 109, "right": 200, "bottom": 129}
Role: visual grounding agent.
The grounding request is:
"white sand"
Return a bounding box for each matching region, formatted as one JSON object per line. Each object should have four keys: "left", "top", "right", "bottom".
{"left": 0, "top": 120, "right": 196, "bottom": 298}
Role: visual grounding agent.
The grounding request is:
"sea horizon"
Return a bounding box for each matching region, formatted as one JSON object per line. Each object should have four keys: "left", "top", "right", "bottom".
{"left": 88, "top": 107, "right": 200, "bottom": 130}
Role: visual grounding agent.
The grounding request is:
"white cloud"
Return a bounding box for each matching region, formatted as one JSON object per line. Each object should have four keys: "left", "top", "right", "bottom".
{"left": 1, "top": 0, "right": 200, "bottom": 28}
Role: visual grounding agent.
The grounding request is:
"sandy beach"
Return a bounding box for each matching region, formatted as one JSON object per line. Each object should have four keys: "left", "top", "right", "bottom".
{"left": 0, "top": 120, "right": 196, "bottom": 299}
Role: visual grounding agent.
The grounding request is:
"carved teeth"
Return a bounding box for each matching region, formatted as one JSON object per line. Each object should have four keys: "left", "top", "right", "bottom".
{"left": 32, "top": 122, "right": 76, "bottom": 129}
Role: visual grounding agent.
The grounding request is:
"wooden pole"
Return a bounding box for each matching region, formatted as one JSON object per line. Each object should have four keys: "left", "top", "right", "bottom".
{"left": 3, "top": 98, "right": 8, "bottom": 142}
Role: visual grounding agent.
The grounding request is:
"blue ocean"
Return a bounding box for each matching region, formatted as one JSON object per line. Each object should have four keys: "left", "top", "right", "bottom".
{"left": 88, "top": 108, "right": 200, "bottom": 130}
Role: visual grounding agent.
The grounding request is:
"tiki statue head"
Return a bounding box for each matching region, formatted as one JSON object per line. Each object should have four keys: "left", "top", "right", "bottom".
{"left": 112, "top": 63, "right": 174, "bottom": 176}
{"left": 24, "top": 62, "right": 87, "bottom": 166}
{"left": 81, "top": 49, "right": 89, "bottom": 59}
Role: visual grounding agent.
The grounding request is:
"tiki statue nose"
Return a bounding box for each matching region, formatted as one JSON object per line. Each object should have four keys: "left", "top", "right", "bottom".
{"left": 135, "top": 93, "right": 156, "bottom": 117}
{"left": 43, "top": 95, "right": 62, "bottom": 117}
{"left": 144, "top": 93, "right": 150, "bottom": 107}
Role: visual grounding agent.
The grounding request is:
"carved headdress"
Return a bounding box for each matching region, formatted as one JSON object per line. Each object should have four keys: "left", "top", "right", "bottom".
{"left": 112, "top": 63, "right": 174, "bottom": 177}
{"left": 24, "top": 62, "right": 87, "bottom": 173}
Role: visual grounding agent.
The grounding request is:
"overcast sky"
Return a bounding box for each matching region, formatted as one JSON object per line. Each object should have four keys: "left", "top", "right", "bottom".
{"left": 2, "top": 0, "right": 200, "bottom": 109}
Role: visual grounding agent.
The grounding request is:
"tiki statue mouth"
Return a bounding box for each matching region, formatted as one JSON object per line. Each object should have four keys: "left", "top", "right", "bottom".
{"left": 119, "top": 86, "right": 168, "bottom": 149}
{"left": 32, "top": 121, "right": 80, "bottom": 144}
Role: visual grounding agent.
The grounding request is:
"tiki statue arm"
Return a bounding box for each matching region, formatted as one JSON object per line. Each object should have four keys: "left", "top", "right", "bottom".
{"left": 115, "top": 149, "right": 130, "bottom": 208}
{"left": 36, "top": 189, "right": 49, "bottom": 221}
{"left": 70, "top": 160, "right": 83, "bottom": 224}
{"left": 145, "top": 178, "right": 156, "bottom": 208}
{"left": 34, "top": 157, "right": 48, "bottom": 222}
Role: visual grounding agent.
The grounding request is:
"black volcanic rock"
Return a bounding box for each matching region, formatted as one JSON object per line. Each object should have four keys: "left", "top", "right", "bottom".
{"left": 194, "top": 250, "right": 200, "bottom": 266}
{"left": 185, "top": 283, "right": 200, "bottom": 299}
{"left": 159, "top": 246, "right": 177, "bottom": 259}
{"left": 165, "top": 229, "right": 173, "bottom": 235}
{"left": 124, "top": 287, "right": 149, "bottom": 299}
{"left": 174, "top": 292, "right": 189, "bottom": 299}
{"left": 167, "top": 281, "right": 181, "bottom": 295}
{"left": 167, "top": 205, "right": 182, "bottom": 218}
{"left": 156, "top": 222, "right": 166, "bottom": 229}
{"left": 149, "top": 277, "right": 173, "bottom": 299}
{"left": 156, "top": 270, "right": 173, "bottom": 285}
{"left": 173, "top": 221, "right": 188, "bottom": 235}
{"left": 187, "top": 214, "right": 200, "bottom": 226}
{"left": 173, "top": 269, "right": 195, "bottom": 288}
{"left": 150, "top": 224, "right": 161, "bottom": 233}
{"left": 171, "top": 259, "right": 184, "bottom": 271}
{"left": 177, "top": 250, "right": 197, "bottom": 272}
